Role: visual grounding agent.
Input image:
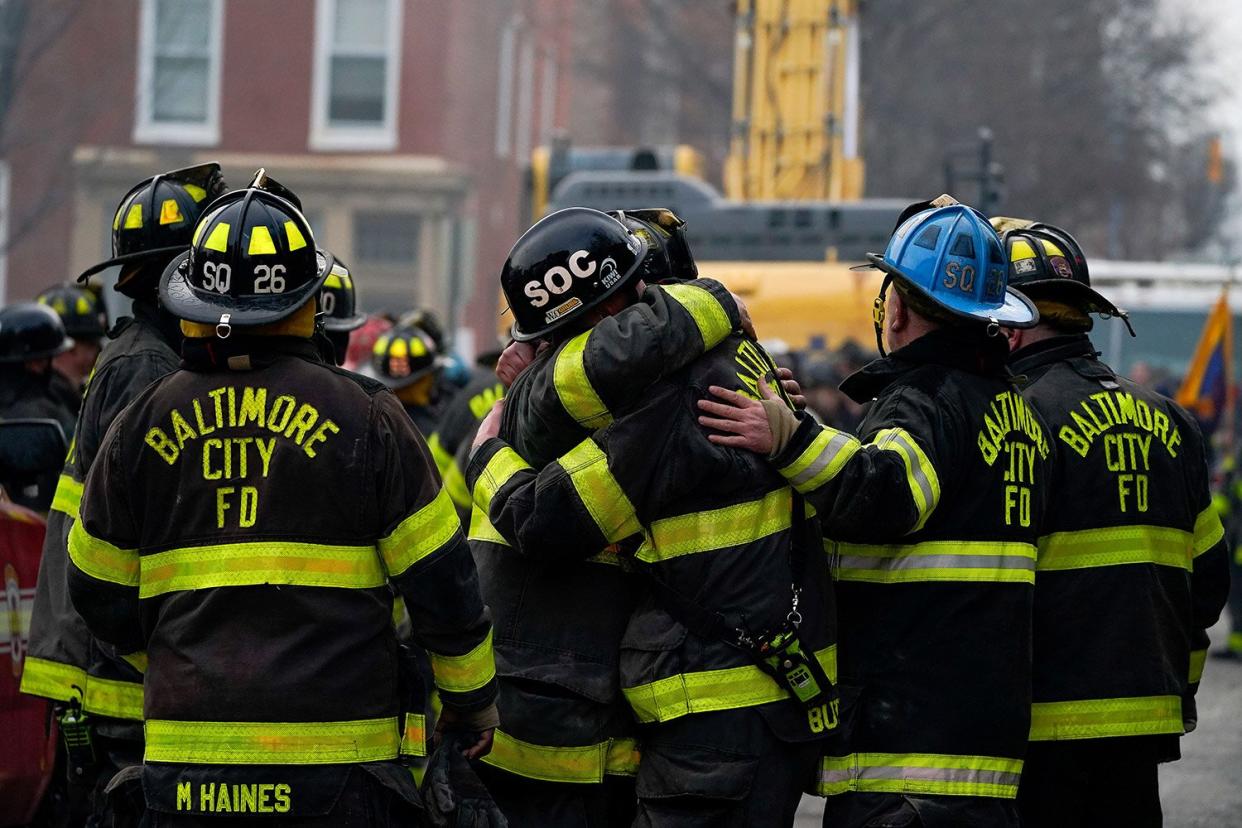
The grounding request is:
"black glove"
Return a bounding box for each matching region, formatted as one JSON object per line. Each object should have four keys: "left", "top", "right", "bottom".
{"left": 420, "top": 733, "right": 508, "bottom": 828}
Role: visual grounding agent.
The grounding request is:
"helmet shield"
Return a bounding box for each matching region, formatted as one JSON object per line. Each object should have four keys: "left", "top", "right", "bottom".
{"left": 501, "top": 208, "right": 647, "bottom": 342}
{"left": 160, "top": 187, "right": 331, "bottom": 327}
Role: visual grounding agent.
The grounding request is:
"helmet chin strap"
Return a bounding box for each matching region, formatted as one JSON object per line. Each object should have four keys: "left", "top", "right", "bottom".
{"left": 872, "top": 274, "right": 892, "bottom": 358}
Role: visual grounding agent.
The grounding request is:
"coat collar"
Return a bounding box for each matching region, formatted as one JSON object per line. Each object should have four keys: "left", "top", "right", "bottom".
{"left": 840, "top": 327, "right": 1011, "bottom": 403}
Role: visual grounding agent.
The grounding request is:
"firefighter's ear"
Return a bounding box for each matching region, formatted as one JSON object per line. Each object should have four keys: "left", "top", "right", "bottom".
{"left": 886, "top": 288, "right": 908, "bottom": 334}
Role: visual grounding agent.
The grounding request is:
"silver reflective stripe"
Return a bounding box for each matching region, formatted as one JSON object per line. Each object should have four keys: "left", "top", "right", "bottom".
{"left": 877, "top": 430, "right": 937, "bottom": 516}
{"left": 838, "top": 553, "right": 1033, "bottom": 574}
{"left": 820, "top": 765, "right": 1022, "bottom": 788}
{"left": 789, "top": 431, "right": 858, "bottom": 489}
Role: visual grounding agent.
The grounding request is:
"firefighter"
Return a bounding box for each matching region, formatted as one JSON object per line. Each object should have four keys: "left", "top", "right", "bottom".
{"left": 316, "top": 254, "right": 367, "bottom": 366}
{"left": 36, "top": 282, "right": 108, "bottom": 399}
{"left": 698, "top": 200, "right": 1051, "bottom": 828}
{"left": 20, "top": 163, "right": 228, "bottom": 824}
{"left": 468, "top": 319, "right": 836, "bottom": 825}
{"left": 370, "top": 318, "right": 446, "bottom": 436}
{"left": 65, "top": 180, "right": 497, "bottom": 824}
{"left": 461, "top": 207, "right": 751, "bottom": 826}
{"left": 427, "top": 351, "right": 505, "bottom": 516}
{"left": 0, "top": 302, "right": 76, "bottom": 438}
{"left": 991, "top": 219, "right": 1230, "bottom": 827}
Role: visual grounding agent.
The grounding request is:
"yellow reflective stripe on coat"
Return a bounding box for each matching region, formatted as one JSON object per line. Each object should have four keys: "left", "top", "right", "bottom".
{"left": 777, "top": 427, "right": 861, "bottom": 494}
{"left": 144, "top": 717, "right": 400, "bottom": 764}
{"left": 400, "top": 713, "right": 427, "bottom": 758}
{"left": 467, "top": 504, "right": 511, "bottom": 547}
{"left": 1037, "top": 526, "right": 1193, "bottom": 572}
{"left": 1189, "top": 648, "right": 1207, "bottom": 684}
{"left": 50, "top": 473, "right": 83, "bottom": 519}
{"left": 442, "top": 457, "right": 471, "bottom": 510}
{"left": 429, "top": 631, "right": 496, "bottom": 694}
{"left": 636, "top": 487, "right": 791, "bottom": 563}
{"left": 623, "top": 646, "right": 836, "bottom": 724}
{"left": 1193, "top": 505, "right": 1225, "bottom": 556}
{"left": 473, "top": 447, "right": 532, "bottom": 514}
{"left": 20, "top": 657, "right": 144, "bottom": 719}
{"left": 662, "top": 283, "right": 733, "bottom": 347}
{"left": 68, "top": 521, "right": 139, "bottom": 587}
{"left": 553, "top": 332, "right": 612, "bottom": 430}
{"left": 427, "top": 433, "right": 454, "bottom": 479}
{"left": 869, "top": 428, "right": 940, "bottom": 531}
{"left": 559, "top": 439, "right": 641, "bottom": 543}
{"left": 121, "top": 651, "right": 149, "bottom": 674}
{"left": 482, "top": 731, "right": 640, "bottom": 784}
{"left": 818, "top": 753, "right": 1023, "bottom": 798}
{"left": 140, "top": 541, "right": 387, "bottom": 598}
{"left": 831, "top": 540, "right": 1036, "bottom": 585}
{"left": 380, "top": 488, "right": 461, "bottom": 577}
{"left": 1028, "top": 695, "right": 1182, "bottom": 741}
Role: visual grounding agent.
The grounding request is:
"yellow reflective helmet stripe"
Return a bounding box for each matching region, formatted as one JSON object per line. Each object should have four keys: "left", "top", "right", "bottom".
{"left": 778, "top": 426, "right": 861, "bottom": 494}
{"left": 144, "top": 717, "right": 400, "bottom": 765}
{"left": 623, "top": 646, "right": 836, "bottom": 724}
{"left": 1193, "top": 505, "right": 1225, "bottom": 556}
{"left": 553, "top": 332, "right": 612, "bottom": 430}
{"left": 467, "top": 504, "right": 511, "bottom": 547}
{"left": 1029, "top": 695, "right": 1182, "bottom": 741}
{"left": 247, "top": 225, "right": 277, "bottom": 255}
{"left": 473, "top": 446, "right": 532, "bottom": 514}
{"left": 831, "top": 540, "right": 1036, "bottom": 585}
{"left": 184, "top": 183, "right": 208, "bottom": 202}
{"left": 558, "top": 439, "right": 641, "bottom": 543}
{"left": 1009, "top": 239, "right": 1037, "bottom": 262}
{"left": 379, "top": 488, "right": 461, "bottom": 578}
{"left": 400, "top": 713, "right": 427, "bottom": 758}
{"left": 203, "top": 222, "right": 231, "bottom": 252}
{"left": 429, "top": 630, "right": 496, "bottom": 695}
{"left": 869, "top": 428, "right": 940, "bottom": 531}
{"left": 159, "top": 198, "right": 184, "bottom": 226}
{"left": 284, "top": 220, "right": 308, "bottom": 251}
{"left": 140, "top": 541, "right": 387, "bottom": 598}
{"left": 50, "top": 473, "right": 83, "bottom": 519}
{"left": 818, "top": 752, "right": 1023, "bottom": 798}
{"left": 1037, "top": 525, "right": 1193, "bottom": 572}
{"left": 68, "top": 521, "right": 139, "bottom": 587}
{"left": 1190, "top": 648, "right": 1207, "bottom": 685}
{"left": 124, "top": 203, "right": 144, "bottom": 229}
{"left": 637, "top": 488, "right": 791, "bottom": 563}
{"left": 661, "top": 283, "right": 733, "bottom": 347}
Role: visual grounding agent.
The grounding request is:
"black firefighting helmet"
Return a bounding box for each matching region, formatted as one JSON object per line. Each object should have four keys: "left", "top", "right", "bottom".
{"left": 0, "top": 303, "right": 73, "bottom": 362}
{"left": 160, "top": 181, "right": 331, "bottom": 330}
{"left": 996, "top": 221, "right": 1125, "bottom": 320}
{"left": 319, "top": 255, "right": 367, "bottom": 333}
{"left": 370, "top": 322, "right": 440, "bottom": 390}
{"left": 399, "top": 308, "right": 447, "bottom": 353}
{"left": 36, "top": 284, "right": 106, "bottom": 341}
{"left": 501, "top": 207, "right": 647, "bottom": 342}
{"left": 607, "top": 208, "right": 698, "bottom": 283}
{"left": 79, "top": 162, "right": 228, "bottom": 283}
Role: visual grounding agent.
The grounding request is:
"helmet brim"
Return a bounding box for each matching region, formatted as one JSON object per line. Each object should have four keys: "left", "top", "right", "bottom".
{"left": 159, "top": 250, "right": 334, "bottom": 327}
{"left": 1009, "top": 278, "right": 1124, "bottom": 319}
{"left": 867, "top": 254, "right": 1040, "bottom": 329}
{"left": 0, "top": 335, "right": 74, "bottom": 363}
{"left": 509, "top": 234, "right": 649, "bottom": 343}
{"left": 77, "top": 245, "right": 191, "bottom": 283}
{"left": 323, "top": 312, "right": 368, "bottom": 333}
{"left": 358, "top": 359, "right": 438, "bottom": 390}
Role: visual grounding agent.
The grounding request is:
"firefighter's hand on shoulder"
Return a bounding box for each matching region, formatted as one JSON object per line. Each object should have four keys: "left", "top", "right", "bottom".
{"left": 731, "top": 292, "right": 756, "bottom": 340}
{"left": 472, "top": 400, "right": 505, "bottom": 451}
{"left": 434, "top": 703, "right": 500, "bottom": 760}
{"left": 497, "top": 340, "right": 538, "bottom": 387}
{"left": 777, "top": 366, "right": 806, "bottom": 410}
{"left": 698, "top": 378, "right": 799, "bottom": 457}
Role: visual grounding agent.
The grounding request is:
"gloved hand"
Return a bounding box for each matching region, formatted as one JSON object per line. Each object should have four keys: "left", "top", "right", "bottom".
{"left": 421, "top": 733, "right": 508, "bottom": 828}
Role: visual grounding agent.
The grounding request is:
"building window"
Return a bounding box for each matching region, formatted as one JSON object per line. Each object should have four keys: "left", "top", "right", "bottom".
{"left": 354, "top": 211, "right": 420, "bottom": 264}
{"left": 134, "top": 0, "right": 224, "bottom": 145}
{"left": 311, "top": 0, "right": 402, "bottom": 151}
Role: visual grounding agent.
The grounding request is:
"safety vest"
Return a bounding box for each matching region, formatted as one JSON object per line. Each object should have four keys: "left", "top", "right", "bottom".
{"left": 1011, "top": 334, "right": 1228, "bottom": 746}
{"left": 65, "top": 338, "right": 495, "bottom": 809}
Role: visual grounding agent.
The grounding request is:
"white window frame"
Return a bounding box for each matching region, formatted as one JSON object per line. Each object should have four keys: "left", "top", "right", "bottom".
{"left": 0, "top": 161, "right": 9, "bottom": 303}
{"left": 310, "top": 0, "right": 403, "bottom": 152}
{"left": 133, "top": 0, "right": 224, "bottom": 146}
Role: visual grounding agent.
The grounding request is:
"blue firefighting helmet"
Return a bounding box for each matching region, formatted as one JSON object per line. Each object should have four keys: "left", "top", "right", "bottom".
{"left": 868, "top": 204, "right": 1038, "bottom": 329}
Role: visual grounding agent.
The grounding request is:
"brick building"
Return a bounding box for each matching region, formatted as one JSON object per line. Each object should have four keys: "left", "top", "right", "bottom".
{"left": 0, "top": 0, "right": 574, "bottom": 351}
